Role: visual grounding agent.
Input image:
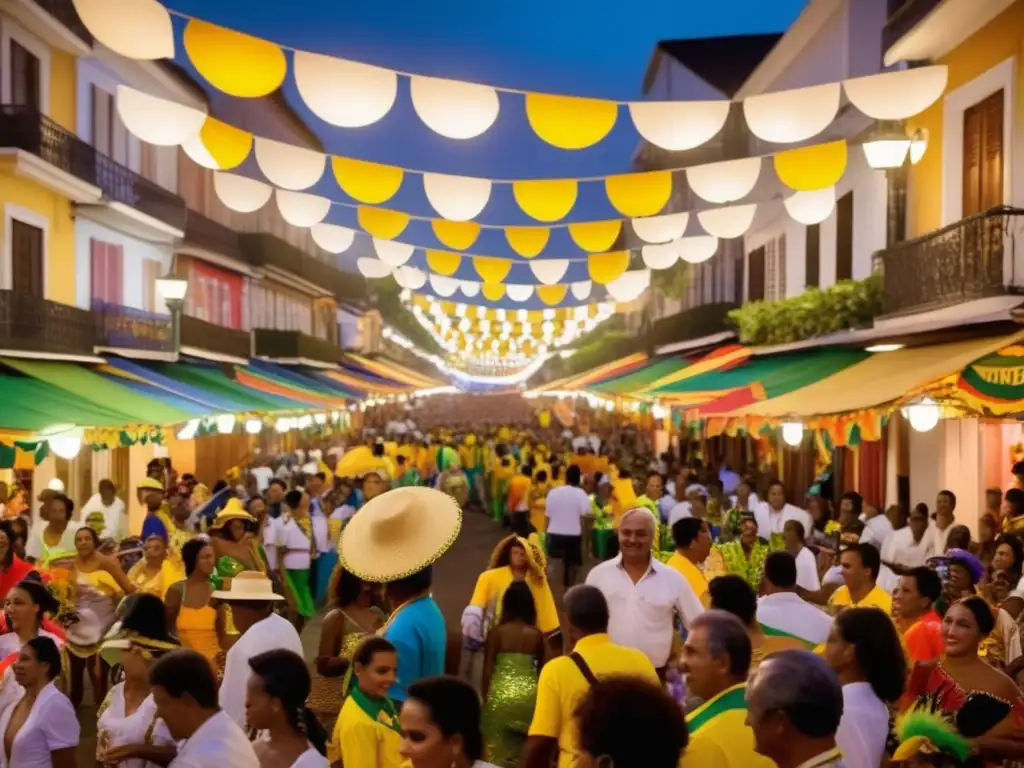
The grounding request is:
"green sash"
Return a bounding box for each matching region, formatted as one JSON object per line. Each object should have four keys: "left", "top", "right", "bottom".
{"left": 350, "top": 686, "right": 403, "bottom": 735}
{"left": 686, "top": 684, "right": 749, "bottom": 735}
{"left": 759, "top": 622, "right": 818, "bottom": 649}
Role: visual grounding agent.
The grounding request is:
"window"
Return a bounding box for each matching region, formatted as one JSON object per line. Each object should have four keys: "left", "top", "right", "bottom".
{"left": 89, "top": 239, "right": 124, "bottom": 305}
{"left": 836, "top": 191, "right": 853, "bottom": 281}
{"left": 962, "top": 89, "right": 1004, "bottom": 216}
{"left": 10, "top": 40, "right": 40, "bottom": 110}
{"left": 11, "top": 220, "right": 44, "bottom": 296}
{"left": 141, "top": 259, "right": 162, "bottom": 312}
{"left": 91, "top": 85, "right": 129, "bottom": 164}
{"left": 747, "top": 246, "right": 766, "bottom": 302}
{"left": 805, "top": 224, "right": 820, "bottom": 287}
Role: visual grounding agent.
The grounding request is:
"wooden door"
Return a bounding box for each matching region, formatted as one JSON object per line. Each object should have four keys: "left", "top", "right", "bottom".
{"left": 747, "top": 246, "right": 766, "bottom": 301}
{"left": 963, "top": 90, "right": 1004, "bottom": 216}
{"left": 836, "top": 192, "right": 854, "bottom": 281}
{"left": 10, "top": 41, "right": 40, "bottom": 110}
{"left": 805, "top": 224, "right": 820, "bottom": 287}
{"left": 11, "top": 220, "right": 44, "bottom": 296}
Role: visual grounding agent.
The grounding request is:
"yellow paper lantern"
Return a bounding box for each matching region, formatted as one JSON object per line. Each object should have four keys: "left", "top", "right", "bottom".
{"left": 183, "top": 20, "right": 286, "bottom": 98}
{"left": 605, "top": 171, "right": 671, "bottom": 217}
{"left": 505, "top": 226, "right": 550, "bottom": 258}
{"left": 774, "top": 140, "right": 847, "bottom": 191}
{"left": 357, "top": 207, "right": 411, "bottom": 240}
{"left": 332, "top": 157, "right": 404, "bottom": 204}
{"left": 482, "top": 283, "right": 506, "bottom": 301}
{"left": 568, "top": 220, "right": 622, "bottom": 253}
{"left": 537, "top": 284, "right": 568, "bottom": 306}
{"left": 512, "top": 179, "right": 578, "bottom": 222}
{"left": 431, "top": 220, "right": 481, "bottom": 251}
{"left": 587, "top": 251, "right": 630, "bottom": 285}
{"left": 184, "top": 118, "right": 252, "bottom": 171}
{"left": 525, "top": 93, "right": 618, "bottom": 150}
{"left": 472, "top": 256, "right": 512, "bottom": 284}
{"left": 426, "top": 250, "right": 462, "bottom": 276}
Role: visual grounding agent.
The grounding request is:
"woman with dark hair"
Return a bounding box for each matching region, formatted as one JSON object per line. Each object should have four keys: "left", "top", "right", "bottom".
{"left": 824, "top": 607, "right": 907, "bottom": 768}
{"left": 0, "top": 635, "right": 78, "bottom": 767}
{"left": 164, "top": 537, "right": 223, "bottom": 664}
{"left": 309, "top": 566, "right": 385, "bottom": 731}
{"left": 24, "top": 494, "right": 82, "bottom": 566}
{"left": 0, "top": 578, "right": 64, "bottom": 716}
{"left": 247, "top": 648, "right": 329, "bottom": 766}
{"left": 126, "top": 534, "right": 182, "bottom": 598}
{"left": 480, "top": 581, "right": 544, "bottom": 767}
{"left": 574, "top": 677, "right": 687, "bottom": 768}
{"left": 330, "top": 636, "right": 402, "bottom": 767}
{"left": 0, "top": 520, "right": 34, "bottom": 600}
{"left": 400, "top": 675, "right": 498, "bottom": 768}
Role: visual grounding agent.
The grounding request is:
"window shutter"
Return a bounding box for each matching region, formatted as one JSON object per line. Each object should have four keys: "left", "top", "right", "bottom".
{"left": 108, "top": 245, "right": 124, "bottom": 305}
{"left": 90, "top": 239, "right": 107, "bottom": 303}
{"left": 836, "top": 192, "right": 854, "bottom": 281}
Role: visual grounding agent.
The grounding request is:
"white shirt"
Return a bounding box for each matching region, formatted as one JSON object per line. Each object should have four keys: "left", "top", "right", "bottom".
{"left": 290, "top": 747, "right": 329, "bottom": 767}
{"left": 657, "top": 495, "right": 676, "bottom": 522}
{"left": 261, "top": 517, "right": 281, "bottom": 573}
{"left": 836, "top": 682, "right": 889, "bottom": 768}
{"left": 97, "top": 683, "right": 175, "bottom": 768}
{"left": 249, "top": 467, "right": 274, "bottom": 493}
{"left": 794, "top": 546, "right": 821, "bottom": 591}
{"left": 0, "top": 630, "right": 63, "bottom": 717}
{"left": 667, "top": 501, "right": 691, "bottom": 526}
{"left": 330, "top": 504, "right": 357, "bottom": 523}
{"left": 585, "top": 554, "right": 704, "bottom": 667}
{"left": 881, "top": 526, "right": 934, "bottom": 569}
{"left": 170, "top": 710, "right": 258, "bottom": 768}
{"left": 0, "top": 681, "right": 79, "bottom": 768}
{"left": 756, "top": 592, "right": 833, "bottom": 646}
{"left": 932, "top": 523, "right": 953, "bottom": 555}
{"left": 544, "top": 485, "right": 589, "bottom": 536}
{"left": 729, "top": 492, "right": 759, "bottom": 509}
{"left": 275, "top": 517, "right": 313, "bottom": 571}
{"left": 219, "top": 613, "right": 303, "bottom": 729}
{"left": 80, "top": 494, "right": 127, "bottom": 540}
{"left": 24, "top": 521, "right": 83, "bottom": 562}
{"left": 754, "top": 502, "right": 812, "bottom": 539}
{"left": 859, "top": 513, "right": 894, "bottom": 551}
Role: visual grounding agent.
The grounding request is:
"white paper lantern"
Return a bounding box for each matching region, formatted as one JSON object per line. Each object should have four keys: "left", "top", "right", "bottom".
{"left": 459, "top": 280, "right": 481, "bottom": 298}
{"left": 429, "top": 274, "right": 459, "bottom": 297}
{"left": 373, "top": 239, "right": 415, "bottom": 267}
{"left": 254, "top": 137, "right": 326, "bottom": 191}
{"left": 507, "top": 284, "right": 535, "bottom": 302}
{"left": 570, "top": 281, "right": 592, "bottom": 301}
{"left": 395, "top": 266, "right": 427, "bottom": 290}
{"left": 410, "top": 75, "right": 500, "bottom": 140}
{"left": 216, "top": 414, "right": 236, "bottom": 435}
{"left": 530, "top": 259, "right": 569, "bottom": 285}
{"left": 784, "top": 187, "right": 836, "bottom": 225}
{"left": 641, "top": 242, "right": 679, "bottom": 270}
{"left": 632, "top": 212, "right": 689, "bottom": 244}
{"left": 781, "top": 421, "right": 804, "bottom": 447}
{"left": 605, "top": 269, "right": 651, "bottom": 303}
{"left": 743, "top": 83, "right": 840, "bottom": 143}
{"left": 72, "top": 0, "right": 174, "bottom": 59}
{"left": 177, "top": 419, "right": 200, "bottom": 441}
{"left": 686, "top": 157, "right": 762, "bottom": 204}
{"left": 116, "top": 87, "right": 207, "bottom": 147}
{"left": 628, "top": 100, "right": 730, "bottom": 151}
{"left": 213, "top": 173, "right": 272, "bottom": 213}
{"left": 357, "top": 258, "right": 394, "bottom": 279}
{"left": 903, "top": 397, "right": 940, "bottom": 433}
{"left": 182, "top": 135, "right": 221, "bottom": 170}
{"left": 293, "top": 52, "right": 398, "bottom": 127}
{"left": 423, "top": 173, "right": 492, "bottom": 221}
{"left": 843, "top": 65, "right": 948, "bottom": 121}
{"left": 677, "top": 236, "right": 719, "bottom": 265}
{"left": 697, "top": 204, "right": 757, "bottom": 239}
{"left": 47, "top": 431, "right": 82, "bottom": 460}
{"left": 311, "top": 223, "right": 355, "bottom": 254}
{"left": 276, "top": 190, "right": 331, "bottom": 227}
{"left": 245, "top": 418, "right": 263, "bottom": 435}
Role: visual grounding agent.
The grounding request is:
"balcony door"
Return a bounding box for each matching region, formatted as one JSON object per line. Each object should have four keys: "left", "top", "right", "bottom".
{"left": 963, "top": 90, "right": 1004, "bottom": 216}
{"left": 747, "top": 246, "right": 766, "bottom": 302}
{"left": 11, "top": 220, "right": 44, "bottom": 296}
{"left": 9, "top": 41, "right": 40, "bottom": 110}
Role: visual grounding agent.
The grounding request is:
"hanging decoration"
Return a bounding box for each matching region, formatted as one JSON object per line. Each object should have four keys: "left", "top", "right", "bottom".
{"left": 184, "top": 118, "right": 252, "bottom": 170}
{"left": 214, "top": 173, "right": 273, "bottom": 213}
{"left": 115, "top": 86, "right": 207, "bottom": 147}
{"left": 686, "top": 157, "right": 762, "bottom": 204}
{"left": 697, "top": 204, "right": 757, "bottom": 239}
{"left": 628, "top": 100, "right": 731, "bottom": 151}
{"left": 423, "top": 173, "right": 492, "bottom": 221}
{"left": 605, "top": 269, "right": 651, "bottom": 303}
{"left": 357, "top": 207, "right": 411, "bottom": 240}
{"left": 783, "top": 187, "right": 837, "bottom": 226}
{"left": 641, "top": 241, "right": 680, "bottom": 270}
{"left": 183, "top": 19, "right": 287, "bottom": 98}
{"left": 254, "top": 137, "right": 325, "bottom": 191}
{"left": 568, "top": 220, "right": 622, "bottom": 253}
{"left": 275, "top": 190, "right": 331, "bottom": 227}
{"left": 332, "top": 157, "right": 404, "bottom": 204}
{"left": 743, "top": 83, "right": 840, "bottom": 143}
{"left": 524, "top": 93, "right": 618, "bottom": 150}
{"left": 571, "top": 281, "right": 592, "bottom": 301}
{"left": 431, "top": 220, "right": 481, "bottom": 251}
{"left": 410, "top": 75, "right": 501, "bottom": 139}
{"left": 71, "top": 0, "right": 175, "bottom": 60}
{"left": 425, "top": 250, "right": 462, "bottom": 276}
{"left": 357, "top": 257, "right": 394, "bottom": 279}
{"left": 506, "top": 284, "right": 535, "bottom": 302}
{"left": 374, "top": 239, "right": 416, "bottom": 266}
{"left": 677, "top": 236, "right": 719, "bottom": 265}
{"left": 512, "top": 179, "right": 578, "bottom": 223}
{"left": 842, "top": 66, "right": 949, "bottom": 121}
{"left": 587, "top": 251, "right": 631, "bottom": 285}
{"left": 774, "top": 140, "right": 847, "bottom": 191}
{"left": 311, "top": 223, "right": 355, "bottom": 254}
{"left": 632, "top": 212, "right": 690, "bottom": 244}
{"left": 530, "top": 259, "right": 570, "bottom": 285}
{"left": 395, "top": 266, "right": 427, "bottom": 290}
{"left": 604, "top": 171, "right": 671, "bottom": 217}
{"left": 294, "top": 53, "right": 398, "bottom": 128}
{"left": 505, "top": 227, "right": 550, "bottom": 258}
{"left": 473, "top": 256, "right": 513, "bottom": 284}
{"left": 429, "top": 274, "right": 460, "bottom": 297}
{"left": 482, "top": 283, "right": 506, "bottom": 301}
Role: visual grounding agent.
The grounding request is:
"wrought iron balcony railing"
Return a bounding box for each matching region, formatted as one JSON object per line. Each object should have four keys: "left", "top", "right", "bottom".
{"left": 180, "top": 314, "right": 252, "bottom": 360}
{"left": 239, "top": 233, "right": 367, "bottom": 303}
{"left": 253, "top": 328, "right": 343, "bottom": 365}
{"left": 183, "top": 210, "right": 244, "bottom": 262}
{"left": 872, "top": 206, "right": 1023, "bottom": 317}
{"left": 31, "top": 0, "right": 94, "bottom": 45}
{"left": 0, "top": 106, "right": 187, "bottom": 232}
{"left": 649, "top": 302, "right": 739, "bottom": 351}
{"left": 92, "top": 300, "right": 173, "bottom": 352}
{"left": 0, "top": 291, "right": 96, "bottom": 356}
{"left": 883, "top": 0, "right": 943, "bottom": 54}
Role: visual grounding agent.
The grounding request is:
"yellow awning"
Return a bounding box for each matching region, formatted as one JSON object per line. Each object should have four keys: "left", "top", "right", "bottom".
{"left": 734, "top": 331, "right": 1024, "bottom": 418}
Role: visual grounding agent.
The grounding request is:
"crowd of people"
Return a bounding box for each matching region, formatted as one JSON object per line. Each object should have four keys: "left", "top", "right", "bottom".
{"left": 0, "top": 422, "right": 1022, "bottom": 767}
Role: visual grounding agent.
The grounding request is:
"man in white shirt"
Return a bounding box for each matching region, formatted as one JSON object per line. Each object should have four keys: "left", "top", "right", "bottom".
{"left": 859, "top": 505, "right": 894, "bottom": 551}
{"left": 931, "top": 489, "right": 957, "bottom": 554}
{"left": 79, "top": 479, "right": 127, "bottom": 541}
{"left": 544, "top": 465, "right": 590, "bottom": 588}
{"left": 783, "top": 520, "right": 821, "bottom": 591}
{"left": 585, "top": 507, "right": 704, "bottom": 676}
{"left": 754, "top": 482, "right": 812, "bottom": 541}
{"left": 212, "top": 572, "right": 303, "bottom": 729}
{"left": 151, "top": 648, "right": 258, "bottom": 768}
{"left": 881, "top": 503, "right": 934, "bottom": 571}
{"left": 757, "top": 551, "right": 832, "bottom": 647}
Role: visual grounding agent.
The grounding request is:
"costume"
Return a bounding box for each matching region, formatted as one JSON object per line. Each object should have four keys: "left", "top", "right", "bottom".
{"left": 682, "top": 683, "right": 776, "bottom": 768}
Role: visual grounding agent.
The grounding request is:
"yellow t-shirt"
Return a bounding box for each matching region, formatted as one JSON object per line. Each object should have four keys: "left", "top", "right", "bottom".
{"left": 528, "top": 633, "right": 658, "bottom": 767}
{"left": 469, "top": 566, "right": 560, "bottom": 634}
{"left": 829, "top": 583, "right": 893, "bottom": 614}
{"left": 666, "top": 553, "right": 711, "bottom": 607}
{"left": 329, "top": 690, "right": 404, "bottom": 767}
{"left": 682, "top": 684, "right": 776, "bottom": 768}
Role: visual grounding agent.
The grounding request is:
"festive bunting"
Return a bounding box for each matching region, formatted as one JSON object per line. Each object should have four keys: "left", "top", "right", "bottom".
{"left": 275, "top": 190, "right": 331, "bottom": 227}
{"left": 71, "top": 0, "right": 174, "bottom": 60}
{"left": 254, "top": 137, "right": 325, "bottom": 191}
{"left": 183, "top": 19, "right": 287, "bottom": 98}
{"left": 524, "top": 93, "right": 618, "bottom": 150}
{"left": 743, "top": 83, "right": 840, "bottom": 144}
{"left": 311, "top": 223, "right": 355, "bottom": 254}
{"left": 587, "top": 251, "right": 631, "bottom": 285}
{"left": 331, "top": 157, "right": 404, "bottom": 204}
{"left": 686, "top": 157, "right": 761, "bottom": 204}
{"left": 410, "top": 75, "right": 500, "bottom": 139}
{"left": 505, "top": 227, "right": 550, "bottom": 258}
{"left": 431, "top": 220, "right": 481, "bottom": 251}
{"left": 774, "top": 140, "right": 847, "bottom": 191}
{"left": 627, "top": 100, "right": 731, "bottom": 151}
{"left": 568, "top": 220, "right": 622, "bottom": 253}
{"left": 115, "top": 86, "right": 206, "bottom": 147}
{"left": 294, "top": 52, "right": 398, "bottom": 128}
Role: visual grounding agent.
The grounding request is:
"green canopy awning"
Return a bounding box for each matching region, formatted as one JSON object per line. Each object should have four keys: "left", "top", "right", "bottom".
{"left": 0, "top": 375, "right": 150, "bottom": 430}
{"left": 590, "top": 357, "right": 688, "bottom": 395}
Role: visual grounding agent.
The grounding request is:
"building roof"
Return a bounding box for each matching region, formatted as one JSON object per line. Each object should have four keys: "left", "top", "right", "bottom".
{"left": 642, "top": 33, "right": 784, "bottom": 97}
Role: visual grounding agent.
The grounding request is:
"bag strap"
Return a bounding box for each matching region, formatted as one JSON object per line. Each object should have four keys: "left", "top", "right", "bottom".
{"left": 569, "top": 652, "right": 599, "bottom": 686}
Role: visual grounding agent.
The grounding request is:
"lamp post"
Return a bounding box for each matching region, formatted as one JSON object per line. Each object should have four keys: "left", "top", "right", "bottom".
{"left": 156, "top": 273, "right": 189, "bottom": 355}
{"left": 862, "top": 123, "right": 928, "bottom": 247}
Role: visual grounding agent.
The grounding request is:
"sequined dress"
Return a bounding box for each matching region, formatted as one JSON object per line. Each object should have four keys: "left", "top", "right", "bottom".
{"left": 481, "top": 652, "right": 539, "bottom": 768}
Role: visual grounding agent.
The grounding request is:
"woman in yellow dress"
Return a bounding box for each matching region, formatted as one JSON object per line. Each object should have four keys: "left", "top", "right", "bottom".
{"left": 164, "top": 538, "right": 223, "bottom": 666}
{"left": 528, "top": 466, "right": 552, "bottom": 534}
{"left": 330, "top": 636, "right": 403, "bottom": 767}
{"left": 126, "top": 534, "right": 183, "bottom": 598}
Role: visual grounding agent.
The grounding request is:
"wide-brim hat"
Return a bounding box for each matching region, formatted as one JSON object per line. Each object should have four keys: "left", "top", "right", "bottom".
{"left": 211, "top": 571, "right": 284, "bottom": 601}
{"left": 338, "top": 486, "right": 461, "bottom": 583}
{"left": 489, "top": 533, "right": 546, "bottom": 577}
{"left": 136, "top": 477, "right": 164, "bottom": 492}
{"left": 208, "top": 498, "right": 256, "bottom": 530}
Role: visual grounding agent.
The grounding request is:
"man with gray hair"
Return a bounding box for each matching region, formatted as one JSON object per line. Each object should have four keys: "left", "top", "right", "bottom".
{"left": 679, "top": 610, "right": 775, "bottom": 768}
{"left": 746, "top": 649, "right": 846, "bottom": 768}
{"left": 586, "top": 506, "right": 704, "bottom": 676}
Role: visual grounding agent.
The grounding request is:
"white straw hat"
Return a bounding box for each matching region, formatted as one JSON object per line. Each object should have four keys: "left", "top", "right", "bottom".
{"left": 211, "top": 571, "right": 284, "bottom": 601}
{"left": 338, "top": 486, "right": 461, "bottom": 583}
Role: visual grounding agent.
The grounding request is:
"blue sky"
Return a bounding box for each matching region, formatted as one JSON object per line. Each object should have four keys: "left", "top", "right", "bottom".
{"left": 164, "top": 0, "right": 809, "bottom": 301}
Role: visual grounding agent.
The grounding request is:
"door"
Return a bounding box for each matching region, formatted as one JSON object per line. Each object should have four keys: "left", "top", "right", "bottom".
{"left": 963, "top": 90, "right": 1004, "bottom": 216}
{"left": 805, "top": 224, "right": 820, "bottom": 287}
{"left": 11, "top": 220, "right": 44, "bottom": 296}
{"left": 836, "top": 192, "right": 854, "bottom": 281}
{"left": 747, "top": 246, "right": 766, "bottom": 302}
{"left": 9, "top": 41, "right": 40, "bottom": 110}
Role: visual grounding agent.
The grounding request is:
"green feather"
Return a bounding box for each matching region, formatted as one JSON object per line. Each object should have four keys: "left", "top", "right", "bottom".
{"left": 896, "top": 709, "right": 971, "bottom": 763}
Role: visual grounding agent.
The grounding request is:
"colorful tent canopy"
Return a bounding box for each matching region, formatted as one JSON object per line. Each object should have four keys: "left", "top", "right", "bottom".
{"left": 345, "top": 353, "right": 444, "bottom": 389}
{"left": 529, "top": 353, "right": 648, "bottom": 395}
{"left": 99, "top": 358, "right": 258, "bottom": 414}
{"left": 0, "top": 372, "right": 158, "bottom": 431}
{"left": 589, "top": 357, "right": 687, "bottom": 396}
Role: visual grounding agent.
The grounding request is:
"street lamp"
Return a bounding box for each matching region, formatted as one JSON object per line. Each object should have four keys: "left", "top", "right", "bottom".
{"left": 156, "top": 273, "right": 188, "bottom": 355}
{"left": 862, "top": 124, "right": 929, "bottom": 247}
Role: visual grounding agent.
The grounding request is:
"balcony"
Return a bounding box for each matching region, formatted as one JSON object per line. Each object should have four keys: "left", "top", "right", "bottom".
{"left": 180, "top": 315, "right": 251, "bottom": 361}
{"left": 0, "top": 107, "right": 187, "bottom": 234}
{"left": 92, "top": 301, "right": 173, "bottom": 353}
{"left": 182, "top": 210, "right": 244, "bottom": 262}
{"left": 649, "top": 302, "right": 739, "bottom": 351}
{"left": 30, "top": 0, "right": 93, "bottom": 45}
{"left": 0, "top": 291, "right": 96, "bottom": 357}
{"left": 883, "top": 0, "right": 1015, "bottom": 65}
{"left": 253, "top": 329, "right": 343, "bottom": 365}
{"left": 239, "top": 233, "right": 367, "bottom": 304}
{"left": 872, "top": 207, "right": 1024, "bottom": 317}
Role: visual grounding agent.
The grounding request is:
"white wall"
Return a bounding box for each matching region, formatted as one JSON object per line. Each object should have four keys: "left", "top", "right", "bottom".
{"left": 909, "top": 418, "right": 991, "bottom": 535}
{"left": 74, "top": 219, "right": 172, "bottom": 311}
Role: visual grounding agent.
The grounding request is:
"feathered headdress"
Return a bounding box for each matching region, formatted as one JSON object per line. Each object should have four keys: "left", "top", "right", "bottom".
{"left": 892, "top": 710, "right": 970, "bottom": 765}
